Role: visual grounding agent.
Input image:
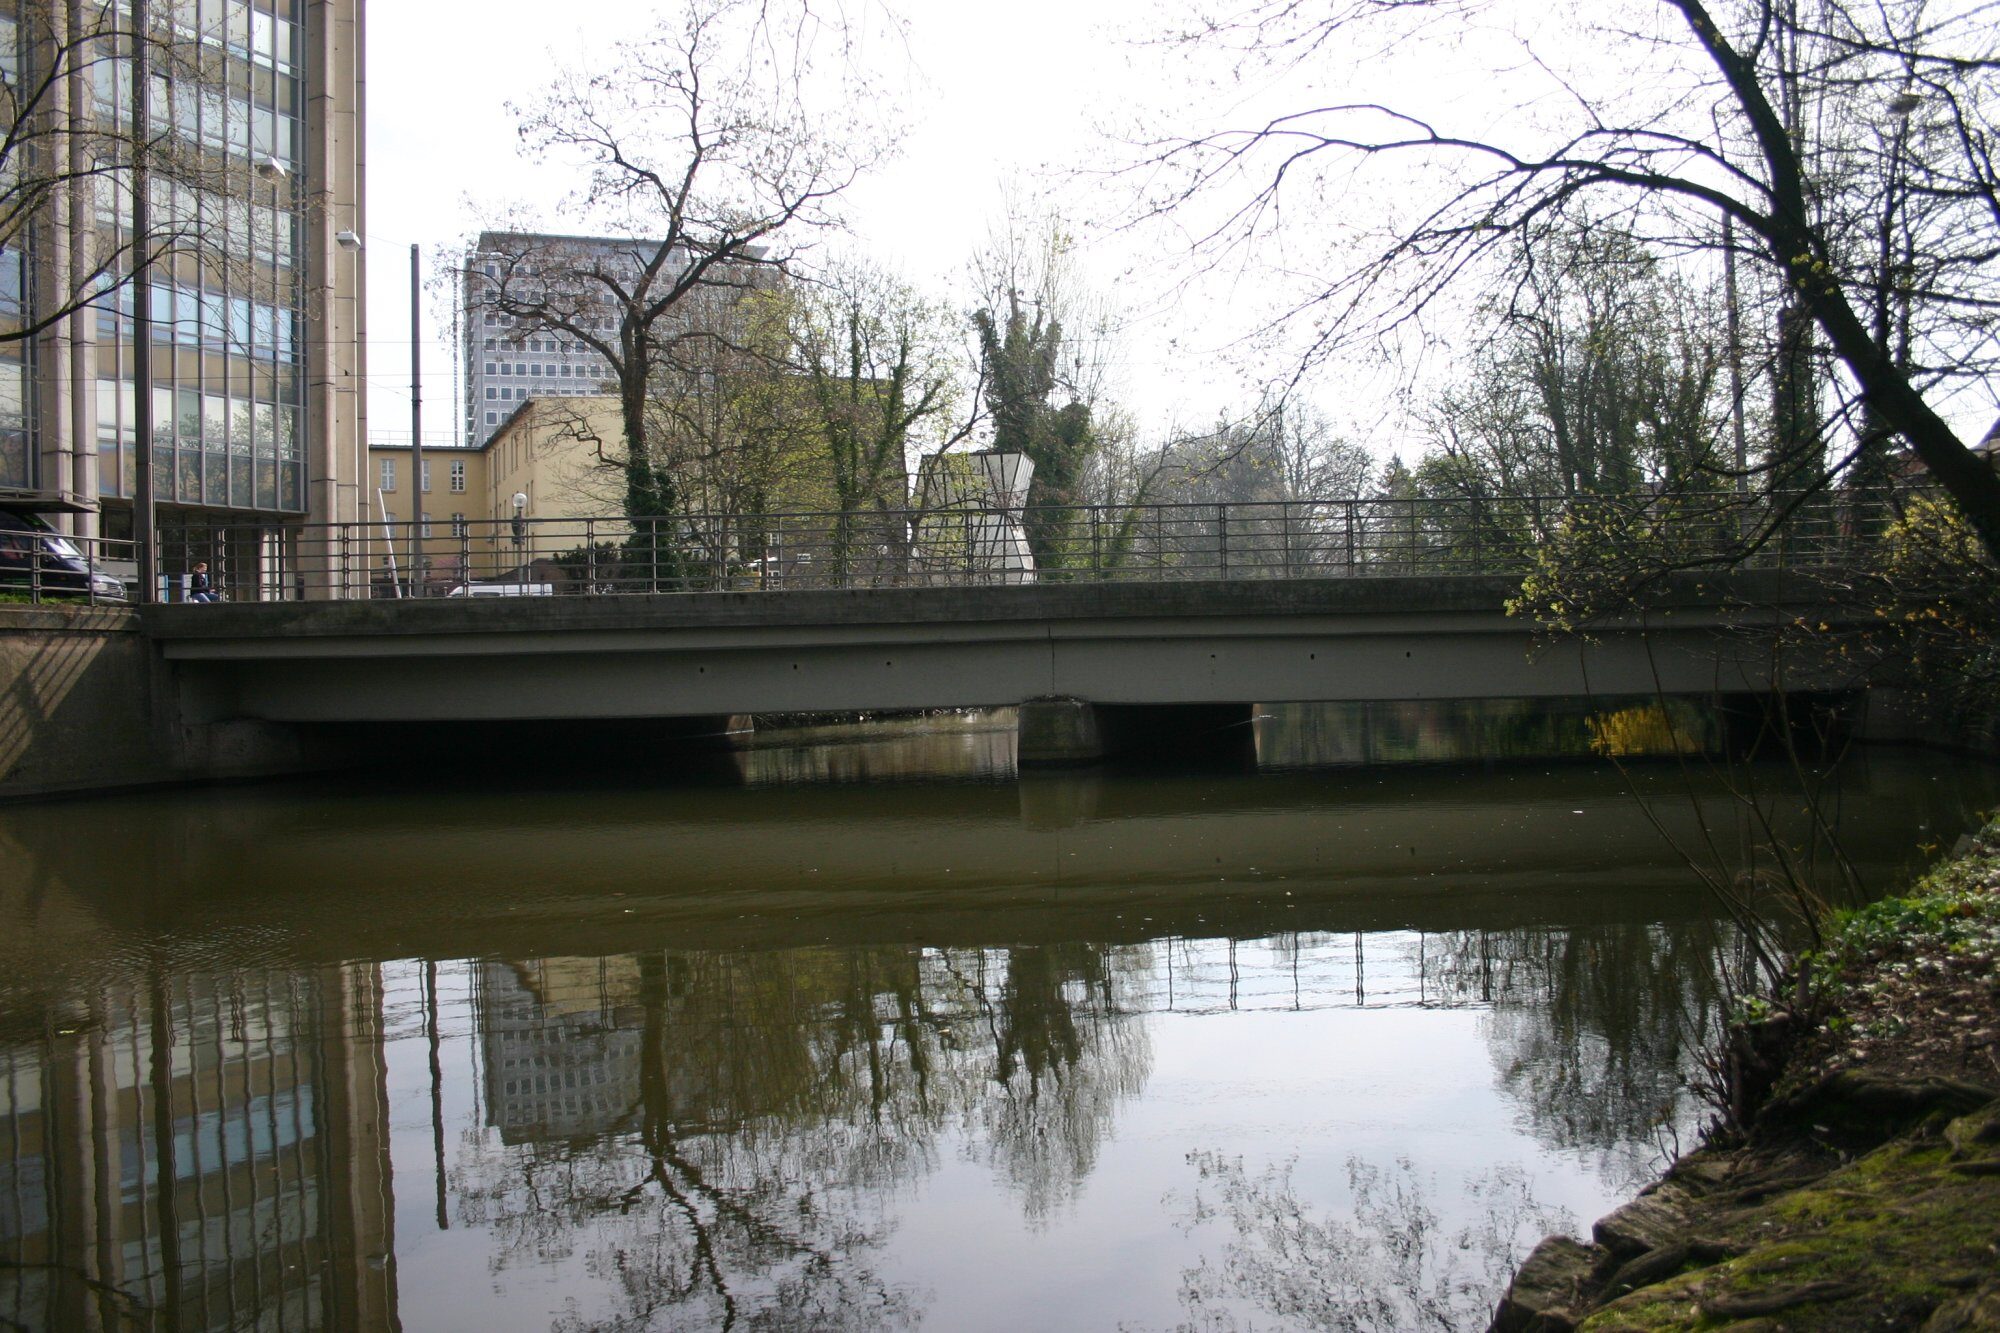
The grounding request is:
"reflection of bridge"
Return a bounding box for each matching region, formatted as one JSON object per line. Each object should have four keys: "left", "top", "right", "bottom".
{"left": 143, "top": 570, "right": 1857, "bottom": 761}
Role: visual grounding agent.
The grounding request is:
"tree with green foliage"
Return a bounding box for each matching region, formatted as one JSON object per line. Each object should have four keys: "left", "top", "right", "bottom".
{"left": 968, "top": 215, "right": 1107, "bottom": 569}
{"left": 793, "top": 264, "right": 960, "bottom": 576}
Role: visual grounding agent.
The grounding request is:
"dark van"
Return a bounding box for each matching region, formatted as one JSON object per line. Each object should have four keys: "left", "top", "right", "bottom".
{"left": 0, "top": 508, "right": 129, "bottom": 602}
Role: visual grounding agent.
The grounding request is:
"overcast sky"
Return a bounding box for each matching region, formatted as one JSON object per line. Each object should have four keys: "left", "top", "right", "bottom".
{"left": 363, "top": 0, "right": 1224, "bottom": 448}
{"left": 361, "top": 0, "right": 1999, "bottom": 461}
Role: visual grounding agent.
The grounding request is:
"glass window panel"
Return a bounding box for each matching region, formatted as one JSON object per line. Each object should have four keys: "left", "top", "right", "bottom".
{"left": 0, "top": 357, "right": 26, "bottom": 491}
{"left": 152, "top": 387, "right": 174, "bottom": 451}
{"left": 176, "top": 388, "right": 201, "bottom": 446}
{"left": 229, "top": 399, "right": 254, "bottom": 456}
{"left": 204, "top": 449, "right": 227, "bottom": 504}
{"left": 0, "top": 246, "right": 21, "bottom": 317}
{"left": 203, "top": 394, "right": 228, "bottom": 452}
{"left": 176, "top": 448, "right": 201, "bottom": 505}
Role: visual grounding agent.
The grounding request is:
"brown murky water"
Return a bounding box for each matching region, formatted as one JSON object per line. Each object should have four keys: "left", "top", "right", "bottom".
{"left": 2, "top": 707, "right": 1993, "bottom": 1331}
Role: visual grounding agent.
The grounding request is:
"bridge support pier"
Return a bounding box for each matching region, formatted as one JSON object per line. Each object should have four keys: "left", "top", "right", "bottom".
{"left": 1017, "top": 697, "right": 1258, "bottom": 767}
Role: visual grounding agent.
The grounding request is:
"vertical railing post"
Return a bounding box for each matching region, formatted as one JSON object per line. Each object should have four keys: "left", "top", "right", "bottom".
{"left": 1217, "top": 503, "right": 1228, "bottom": 580}
{"left": 1346, "top": 503, "right": 1358, "bottom": 572}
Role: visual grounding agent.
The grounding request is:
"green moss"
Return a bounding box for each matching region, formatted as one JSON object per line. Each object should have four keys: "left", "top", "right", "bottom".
{"left": 1578, "top": 1121, "right": 2000, "bottom": 1331}
{"left": 1565, "top": 828, "right": 2000, "bottom": 1332}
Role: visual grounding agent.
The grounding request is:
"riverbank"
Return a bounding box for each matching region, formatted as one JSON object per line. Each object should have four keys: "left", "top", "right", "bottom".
{"left": 1491, "top": 828, "right": 2000, "bottom": 1331}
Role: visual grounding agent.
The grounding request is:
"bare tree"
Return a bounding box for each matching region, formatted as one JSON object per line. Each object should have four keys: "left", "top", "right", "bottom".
{"left": 473, "top": 0, "right": 893, "bottom": 536}
{"left": 793, "top": 263, "right": 958, "bottom": 512}
{"left": 1420, "top": 217, "right": 1733, "bottom": 500}
{"left": 1132, "top": 0, "right": 2000, "bottom": 560}
{"left": 1, "top": 2, "right": 270, "bottom": 347}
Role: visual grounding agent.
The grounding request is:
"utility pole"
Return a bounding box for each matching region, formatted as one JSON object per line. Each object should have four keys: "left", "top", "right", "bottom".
{"left": 131, "top": 0, "right": 156, "bottom": 602}
{"left": 410, "top": 244, "right": 423, "bottom": 596}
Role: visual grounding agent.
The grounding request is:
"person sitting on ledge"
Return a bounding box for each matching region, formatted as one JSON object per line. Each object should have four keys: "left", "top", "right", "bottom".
{"left": 188, "top": 561, "right": 221, "bottom": 603}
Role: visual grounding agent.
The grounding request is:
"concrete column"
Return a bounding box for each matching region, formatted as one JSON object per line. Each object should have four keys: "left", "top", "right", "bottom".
{"left": 1018, "top": 697, "right": 1107, "bottom": 766}
{"left": 1017, "top": 697, "right": 1259, "bottom": 766}
{"left": 305, "top": 0, "right": 367, "bottom": 541}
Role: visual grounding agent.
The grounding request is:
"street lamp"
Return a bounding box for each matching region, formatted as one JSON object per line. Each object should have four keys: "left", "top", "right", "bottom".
{"left": 511, "top": 491, "right": 528, "bottom": 568}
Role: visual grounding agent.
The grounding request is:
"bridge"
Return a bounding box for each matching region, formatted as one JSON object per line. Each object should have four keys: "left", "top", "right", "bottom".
{"left": 142, "top": 568, "right": 1851, "bottom": 763}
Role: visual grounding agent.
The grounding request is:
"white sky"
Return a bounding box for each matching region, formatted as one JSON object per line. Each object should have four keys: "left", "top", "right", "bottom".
{"left": 364, "top": 0, "right": 1234, "bottom": 448}
{"left": 361, "top": 0, "right": 1999, "bottom": 461}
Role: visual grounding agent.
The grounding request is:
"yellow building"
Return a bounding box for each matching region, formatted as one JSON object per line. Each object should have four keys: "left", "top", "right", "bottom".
{"left": 367, "top": 396, "right": 628, "bottom": 591}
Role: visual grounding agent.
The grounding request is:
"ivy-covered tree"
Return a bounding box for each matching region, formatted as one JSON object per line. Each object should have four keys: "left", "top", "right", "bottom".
{"left": 793, "top": 264, "right": 960, "bottom": 575}
{"left": 968, "top": 216, "right": 1107, "bottom": 569}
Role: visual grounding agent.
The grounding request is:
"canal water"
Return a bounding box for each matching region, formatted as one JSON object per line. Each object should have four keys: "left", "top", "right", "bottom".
{"left": 2, "top": 705, "right": 1995, "bottom": 1332}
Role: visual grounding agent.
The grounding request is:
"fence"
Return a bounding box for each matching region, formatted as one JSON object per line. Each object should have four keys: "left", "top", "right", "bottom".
{"left": 152, "top": 490, "right": 1904, "bottom": 603}
{"left": 0, "top": 530, "right": 135, "bottom": 605}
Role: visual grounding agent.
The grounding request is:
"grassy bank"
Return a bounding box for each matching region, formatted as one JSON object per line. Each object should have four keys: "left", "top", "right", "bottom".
{"left": 1492, "top": 829, "right": 2000, "bottom": 1332}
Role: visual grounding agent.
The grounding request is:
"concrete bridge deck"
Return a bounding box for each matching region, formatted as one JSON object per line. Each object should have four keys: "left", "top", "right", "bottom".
{"left": 142, "top": 572, "right": 1845, "bottom": 726}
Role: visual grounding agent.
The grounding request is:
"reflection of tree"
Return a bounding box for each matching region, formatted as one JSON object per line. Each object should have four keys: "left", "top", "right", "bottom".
{"left": 452, "top": 942, "right": 1153, "bottom": 1326}
{"left": 1171, "top": 1153, "right": 1572, "bottom": 1332}
{"left": 1414, "top": 920, "right": 1751, "bottom": 1186}
{"left": 974, "top": 944, "right": 1155, "bottom": 1222}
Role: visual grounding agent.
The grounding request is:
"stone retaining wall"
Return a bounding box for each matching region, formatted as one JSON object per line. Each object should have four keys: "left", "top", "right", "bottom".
{"left": 1, "top": 607, "right": 321, "bottom": 800}
{"left": 0, "top": 607, "right": 174, "bottom": 799}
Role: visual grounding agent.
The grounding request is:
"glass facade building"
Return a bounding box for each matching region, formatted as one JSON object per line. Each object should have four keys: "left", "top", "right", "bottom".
{"left": 92, "top": 1, "right": 312, "bottom": 515}
{"left": 1, "top": 0, "right": 366, "bottom": 547}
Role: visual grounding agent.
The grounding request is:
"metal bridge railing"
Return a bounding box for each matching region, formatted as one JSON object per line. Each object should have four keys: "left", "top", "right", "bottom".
{"left": 0, "top": 530, "right": 135, "bottom": 605}
{"left": 150, "top": 491, "right": 1904, "bottom": 603}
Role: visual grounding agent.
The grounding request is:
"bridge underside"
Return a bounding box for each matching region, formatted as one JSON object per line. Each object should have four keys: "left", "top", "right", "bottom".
{"left": 146, "top": 575, "right": 1845, "bottom": 727}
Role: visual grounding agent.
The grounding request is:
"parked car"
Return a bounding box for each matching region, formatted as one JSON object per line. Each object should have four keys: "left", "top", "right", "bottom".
{"left": 0, "top": 508, "right": 129, "bottom": 602}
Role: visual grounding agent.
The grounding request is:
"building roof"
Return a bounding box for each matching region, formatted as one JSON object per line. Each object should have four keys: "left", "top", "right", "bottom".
{"left": 369, "top": 398, "right": 621, "bottom": 455}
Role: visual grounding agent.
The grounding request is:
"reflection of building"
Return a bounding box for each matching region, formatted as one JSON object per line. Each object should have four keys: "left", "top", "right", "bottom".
{"left": 2, "top": 2, "right": 368, "bottom": 546}
{"left": 0, "top": 965, "right": 396, "bottom": 1331}
{"left": 476, "top": 959, "right": 643, "bottom": 1144}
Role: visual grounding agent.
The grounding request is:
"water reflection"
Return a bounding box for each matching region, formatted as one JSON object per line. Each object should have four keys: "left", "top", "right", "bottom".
{"left": 1170, "top": 1154, "right": 1573, "bottom": 1333}
{"left": 1415, "top": 920, "right": 1750, "bottom": 1180}
{"left": 1254, "top": 698, "right": 1725, "bottom": 768}
{"left": 0, "top": 965, "right": 394, "bottom": 1332}
{"left": 441, "top": 942, "right": 1150, "bottom": 1330}
{"left": 2, "top": 735, "right": 1995, "bottom": 1330}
